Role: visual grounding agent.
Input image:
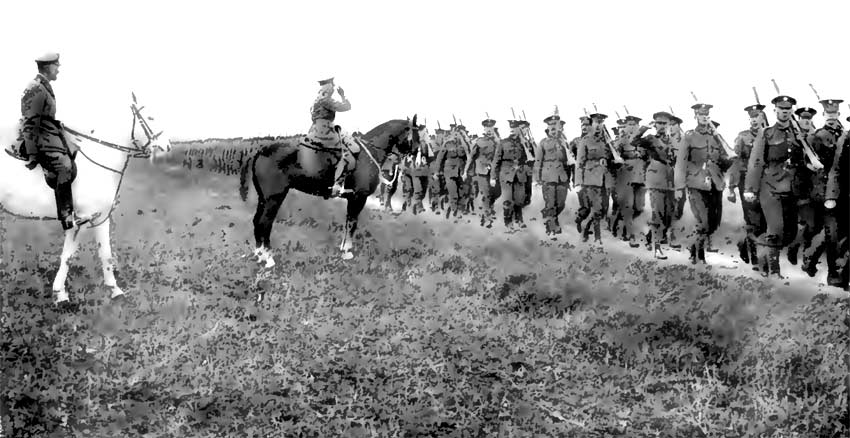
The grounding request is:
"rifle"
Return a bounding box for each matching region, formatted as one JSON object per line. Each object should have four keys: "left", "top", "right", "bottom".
{"left": 689, "top": 91, "right": 737, "bottom": 158}
{"left": 752, "top": 87, "right": 769, "bottom": 128}
{"left": 593, "top": 103, "right": 624, "bottom": 164}
{"left": 552, "top": 106, "right": 576, "bottom": 165}
{"left": 771, "top": 79, "right": 824, "bottom": 170}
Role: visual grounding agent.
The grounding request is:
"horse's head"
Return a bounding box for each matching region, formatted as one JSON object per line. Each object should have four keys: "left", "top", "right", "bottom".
{"left": 129, "top": 92, "right": 171, "bottom": 161}
{"left": 359, "top": 114, "right": 420, "bottom": 158}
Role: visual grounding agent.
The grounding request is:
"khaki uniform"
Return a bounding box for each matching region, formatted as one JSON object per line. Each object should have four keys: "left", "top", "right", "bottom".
{"left": 436, "top": 136, "right": 468, "bottom": 218}
{"left": 615, "top": 133, "right": 648, "bottom": 241}
{"left": 633, "top": 132, "right": 676, "bottom": 246}
{"left": 825, "top": 132, "right": 849, "bottom": 289}
{"left": 468, "top": 135, "right": 500, "bottom": 226}
{"left": 576, "top": 132, "right": 615, "bottom": 241}
{"left": 534, "top": 135, "right": 571, "bottom": 234}
{"left": 493, "top": 135, "right": 530, "bottom": 226}
{"left": 730, "top": 128, "right": 767, "bottom": 267}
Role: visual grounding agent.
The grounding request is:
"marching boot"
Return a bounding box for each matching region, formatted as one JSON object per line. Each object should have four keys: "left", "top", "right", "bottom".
{"left": 593, "top": 220, "right": 602, "bottom": 244}
{"left": 553, "top": 218, "right": 562, "bottom": 235}
{"left": 645, "top": 231, "right": 653, "bottom": 251}
{"left": 668, "top": 228, "right": 681, "bottom": 250}
{"left": 582, "top": 219, "right": 592, "bottom": 242}
{"left": 689, "top": 244, "right": 698, "bottom": 265}
{"left": 769, "top": 247, "right": 783, "bottom": 279}
{"left": 801, "top": 255, "right": 818, "bottom": 277}
{"left": 737, "top": 239, "right": 750, "bottom": 264}
{"left": 628, "top": 235, "right": 640, "bottom": 248}
{"left": 757, "top": 245, "right": 770, "bottom": 276}
{"left": 515, "top": 208, "right": 527, "bottom": 229}
{"left": 654, "top": 243, "right": 667, "bottom": 260}
{"left": 705, "top": 235, "right": 718, "bottom": 253}
{"left": 575, "top": 216, "right": 584, "bottom": 233}
{"left": 444, "top": 205, "right": 452, "bottom": 219}
{"left": 786, "top": 243, "right": 799, "bottom": 266}
{"left": 749, "top": 240, "right": 760, "bottom": 271}
{"left": 698, "top": 239, "right": 707, "bottom": 263}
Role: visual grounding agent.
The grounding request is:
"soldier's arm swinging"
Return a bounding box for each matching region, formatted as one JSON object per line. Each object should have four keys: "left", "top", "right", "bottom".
{"left": 673, "top": 134, "right": 689, "bottom": 197}
{"left": 743, "top": 129, "right": 767, "bottom": 200}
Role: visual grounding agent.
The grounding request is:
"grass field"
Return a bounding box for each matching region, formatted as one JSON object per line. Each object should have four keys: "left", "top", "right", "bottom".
{"left": 1, "top": 146, "right": 848, "bottom": 437}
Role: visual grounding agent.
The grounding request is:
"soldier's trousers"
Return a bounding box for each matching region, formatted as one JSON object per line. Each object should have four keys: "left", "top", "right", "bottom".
{"left": 411, "top": 175, "right": 428, "bottom": 212}
{"left": 757, "top": 191, "right": 798, "bottom": 248}
{"left": 576, "top": 187, "right": 590, "bottom": 223}
{"left": 428, "top": 174, "right": 446, "bottom": 211}
{"left": 380, "top": 166, "right": 398, "bottom": 208}
{"left": 648, "top": 189, "right": 674, "bottom": 242}
{"left": 805, "top": 200, "right": 848, "bottom": 284}
{"left": 400, "top": 172, "right": 415, "bottom": 208}
{"left": 618, "top": 183, "right": 646, "bottom": 239}
{"left": 523, "top": 169, "right": 533, "bottom": 207}
{"left": 38, "top": 151, "right": 78, "bottom": 230}
{"left": 687, "top": 188, "right": 723, "bottom": 246}
{"left": 541, "top": 182, "right": 568, "bottom": 231}
{"left": 500, "top": 179, "right": 527, "bottom": 225}
{"left": 583, "top": 185, "right": 608, "bottom": 239}
{"left": 445, "top": 176, "right": 464, "bottom": 216}
{"left": 472, "top": 176, "right": 496, "bottom": 221}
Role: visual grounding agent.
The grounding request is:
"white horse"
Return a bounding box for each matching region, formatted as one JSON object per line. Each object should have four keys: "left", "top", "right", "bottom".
{"left": 0, "top": 95, "right": 170, "bottom": 304}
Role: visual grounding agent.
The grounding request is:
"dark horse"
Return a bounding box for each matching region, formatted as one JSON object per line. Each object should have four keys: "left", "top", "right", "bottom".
{"left": 239, "top": 116, "right": 419, "bottom": 267}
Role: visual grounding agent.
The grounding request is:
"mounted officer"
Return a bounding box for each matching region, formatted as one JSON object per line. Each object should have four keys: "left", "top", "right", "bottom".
{"left": 8, "top": 52, "right": 91, "bottom": 231}
{"left": 304, "top": 77, "right": 359, "bottom": 197}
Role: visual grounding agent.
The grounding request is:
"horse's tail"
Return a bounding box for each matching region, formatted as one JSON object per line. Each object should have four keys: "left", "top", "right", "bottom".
{"left": 239, "top": 149, "right": 256, "bottom": 202}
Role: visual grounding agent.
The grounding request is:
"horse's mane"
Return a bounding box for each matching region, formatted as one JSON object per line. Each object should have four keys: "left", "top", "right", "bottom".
{"left": 361, "top": 119, "right": 409, "bottom": 140}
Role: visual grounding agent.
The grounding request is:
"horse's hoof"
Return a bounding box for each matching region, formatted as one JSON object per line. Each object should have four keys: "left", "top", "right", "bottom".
{"left": 55, "top": 289, "right": 70, "bottom": 305}
{"left": 341, "top": 251, "right": 354, "bottom": 260}
{"left": 110, "top": 287, "right": 125, "bottom": 300}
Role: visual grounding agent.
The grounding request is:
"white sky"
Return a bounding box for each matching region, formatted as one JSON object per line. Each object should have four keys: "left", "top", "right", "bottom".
{"left": 0, "top": 0, "right": 847, "bottom": 142}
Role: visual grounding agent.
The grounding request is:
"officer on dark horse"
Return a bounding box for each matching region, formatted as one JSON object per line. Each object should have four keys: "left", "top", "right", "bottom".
{"left": 239, "top": 78, "right": 419, "bottom": 266}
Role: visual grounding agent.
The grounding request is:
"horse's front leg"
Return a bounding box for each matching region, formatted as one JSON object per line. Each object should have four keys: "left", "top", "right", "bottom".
{"left": 53, "top": 226, "right": 83, "bottom": 303}
{"left": 340, "top": 195, "right": 368, "bottom": 260}
{"left": 94, "top": 219, "right": 124, "bottom": 299}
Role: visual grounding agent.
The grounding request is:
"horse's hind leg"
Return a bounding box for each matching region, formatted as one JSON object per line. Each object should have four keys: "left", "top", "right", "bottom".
{"left": 253, "top": 191, "right": 287, "bottom": 268}
{"left": 53, "top": 227, "right": 84, "bottom": 303}
{"left": 340, "top": 195, "right": 367, "bottom": 260}
{"left": 94, "top": 219, "right": 124, "bottom": 299}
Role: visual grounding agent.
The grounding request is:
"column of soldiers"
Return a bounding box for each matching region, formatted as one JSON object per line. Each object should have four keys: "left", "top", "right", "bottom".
{"left": 375, "top": 98, "right": 847, "bottom": 289}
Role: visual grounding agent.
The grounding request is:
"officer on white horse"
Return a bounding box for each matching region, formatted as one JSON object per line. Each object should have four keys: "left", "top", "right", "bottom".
{"left": 306, "top": 77, "right": 360, "bottom": 197}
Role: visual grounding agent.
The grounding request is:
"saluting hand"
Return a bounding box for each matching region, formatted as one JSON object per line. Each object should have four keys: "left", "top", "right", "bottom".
{"left": 337, "top": 87, "right": 346, "bottom": 98}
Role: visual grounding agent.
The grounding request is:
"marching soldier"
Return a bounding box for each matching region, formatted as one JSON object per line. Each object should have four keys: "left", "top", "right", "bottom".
{"left": 667, "top": 114, "right": 686, "bottom": 249}
{"left": 575, "top": 113, "right": 616, "bottom": 243}
{"left": 407, "top": 124, "right": 432, "bottom": 214}
{"left": 674, "top": 103, "right": 732, "bottom": 264}
{"left": 428, "top": 128, "right": 448, "bottom": 214}
{"left": 534, "top": 113, "right": 572, "bottom": 235}
{"left": 744, "top": 95, "right": 808, "bottom": 278}
{"left": 464, "top": 118, "right": 501, "bottom": 228}
{"left": 632, "top": 112, "right": 677, "bottom": 259}
{"left": 615, "top": 115, "right": 648, "bottom": 247}
{"left": 436, "top": 124, "right": 468, "bottom": 221}
{"left": 492, "top": 120, "right": 531, "bottom": 230}
{"left": 795, "top": 106, "right": 818, "bottom": 135}
{"left": 729, "top": 105, "right": 768, "bottom": 270}
{"left": 572, "top": 116, "right": 593, "bottom": 233}
{"left": 800, "top": 99, "right": 844, "bottom": 285}
{"left": 824, "top": 116, "right": 849, "bottom": 290}
{"left": 10, "top": 53, "right": 91, "bottom": 231}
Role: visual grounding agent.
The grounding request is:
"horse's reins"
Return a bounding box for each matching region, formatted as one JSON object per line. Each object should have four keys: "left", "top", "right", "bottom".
{"left": 62, "top": 104, "right": 158, "bottom": 173}
{"left": 352, "top": 135, "right": 399, "bottom": 186}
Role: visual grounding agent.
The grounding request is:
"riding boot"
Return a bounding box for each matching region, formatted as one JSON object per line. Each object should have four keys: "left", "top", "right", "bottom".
{"left": 331, "top": 153, "right": 353, "bottom": 197}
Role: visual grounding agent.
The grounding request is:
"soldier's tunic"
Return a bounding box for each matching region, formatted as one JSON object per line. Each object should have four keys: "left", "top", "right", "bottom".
{"left": 468, "top": 135, "right": 500, "bottom": 224}
{"left": 399, "top": 154, "right": 416, "bottom": 212}
{"left": 534, "top": 135, "right": 571, "bottom": 233}
{"left": 801, "top": 125, "right": 844, "bottom": 282}
{"left": 730, "top": 128, "right": 767, "bottom": 264}
{"left": 493, "top": 135, "right": 530, "bottom": 226}
{"left": 825, "top": 132, "right": 849, "bottom": 289}
{"left": 436, "top": 136, "right": 468, "bottom": 218}
{"left": 428, "top": 135, "right": 447, "bottom": 212}
{"left": 576, "top": 132, "right": 615, "bottom": 240}
{"left": 744, "top": 122, "right": 806, "bottom": 273}
{"left": 18, "top": 73, "right": 78, "bottom": 228}
{"left": 633, "top": 132, "right": 676, "bottom": 244}
{"left": 379, "top": 149, "right": 401, "bottom": 210}
{"left": 674, "top": 124, "right": 731, "bottom": 255}
{"left": 615, "top": 133, "right": 648, "bottom": 240}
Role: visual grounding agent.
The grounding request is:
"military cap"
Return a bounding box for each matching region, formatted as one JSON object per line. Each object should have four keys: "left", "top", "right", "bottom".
{"left": 652, "top": 111, "right": 674, "bottom": 121}
{"left": 669, "top": 115, "right": 683, "bottom": 125}
{"left": 481, "top": 119, "right": 497, "bottom": 128}
{"left": 691, "top": 103, "right": 713, "bottom": 114}
{"left": 579, "top": 116, "right": 590, "bottom": 123}
{"left": 318, "top": 77, "right": 334, "bottom": 86}
{"left": 771, "top": 95, "right": 796, "bottom": 108}
{"left": 35, "top": 52, "right": 60, "bottom": 65}
{"left": 518, "top": 120, "right": 530, "bottom": 128}
{"left": 455, "top": 124, "right": 467, "bottom": 132}
{"left": 558, "top": 120, "right": 567, "bottom": 127}
{"left": 616, "top": 118, "right": 627, "bottom": 125}
{"left": 589, "top": 113, "right": 608, "bottom": 121}
{"left": 819, "top": 99, "right": 843, "bottom": 113}
{"left": 625, "top": 115, "right": 642, "bottom": 123}
{"left": 794, "top": 107, "right": 817, "bottom": 119}
{"left": 543, "top": 114, "right": 561, "bottom": 124}
{"left": 508, "top": 120, "right": 523, "bottom": 129}
{"left": 434, "top": 128, "right": 447, "bottom": 134}
{"left": 744, "top": 104, "right": 766, "bottom": 117}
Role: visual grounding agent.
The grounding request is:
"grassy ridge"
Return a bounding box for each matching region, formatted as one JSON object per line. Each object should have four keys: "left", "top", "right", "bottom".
{"left": 1, "top": 158, "right": 848, "bottom": 437}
